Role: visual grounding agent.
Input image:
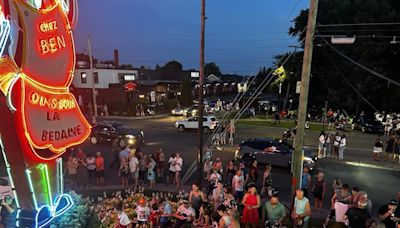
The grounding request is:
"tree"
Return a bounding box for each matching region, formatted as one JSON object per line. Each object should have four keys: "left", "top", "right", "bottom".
{"left": 204, "top": 62, "right": 221, "bottom": 76}
{"left": 161, "top": 60, "right": 183, "bottom": 72}
{"left": 180, "top": 76, "right": 193, "bottom": 107}
{"left": 287, "top": 0, "right": 400, "bottom": 114}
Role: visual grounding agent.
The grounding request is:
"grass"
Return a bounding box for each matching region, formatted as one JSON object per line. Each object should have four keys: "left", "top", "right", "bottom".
{"left": 236, "top": 118, "right": 327, "bottom": 132}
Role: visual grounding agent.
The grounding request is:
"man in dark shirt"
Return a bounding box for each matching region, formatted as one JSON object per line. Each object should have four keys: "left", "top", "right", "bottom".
{"left": 344, "top": 200, "right": 371, "bottom": 228}
{"left": 378, "top": 199, "right": 399, "bottom": 228}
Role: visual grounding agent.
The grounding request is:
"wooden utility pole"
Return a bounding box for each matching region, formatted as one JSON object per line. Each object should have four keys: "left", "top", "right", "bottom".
{"left": 198, "top": 0, "right": 206, "bottom": 187}
{"left": 88, "top": 35, "right": 98, "bottom": 124}
{"left": 291, "top": 0, "right": 319, "bottom": 196}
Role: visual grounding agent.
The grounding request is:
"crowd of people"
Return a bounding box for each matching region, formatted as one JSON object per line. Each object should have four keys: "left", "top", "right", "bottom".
{"left": 317, "top": 131, "right": 347, "bottom": 160}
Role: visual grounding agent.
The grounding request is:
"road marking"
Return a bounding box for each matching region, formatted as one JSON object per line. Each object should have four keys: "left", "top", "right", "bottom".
{"left": 343, "top": 161, "right": 399, "bottom": 171}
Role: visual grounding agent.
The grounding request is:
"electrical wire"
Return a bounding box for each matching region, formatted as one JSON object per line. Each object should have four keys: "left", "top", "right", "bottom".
{"left": 321, "top": 38, "right": 400, "bottom": 87}
{"left": 322, "top": 47, "right": 379, "bottom": 112}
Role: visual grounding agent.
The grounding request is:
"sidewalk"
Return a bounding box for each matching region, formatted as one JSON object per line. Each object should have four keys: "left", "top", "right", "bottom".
{"left": 97, "top": 113, "right": 169, "bottom": 121}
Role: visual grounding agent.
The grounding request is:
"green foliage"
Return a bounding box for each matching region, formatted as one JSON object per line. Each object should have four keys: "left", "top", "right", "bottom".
{"left": 50, "top": 192, "right": 100, "bottom": 228}
{"left": 204, "top": 62, "right": 221, "bottom": 76}
{"left": 287, "top": 0, "right": 400, "bottom": 114}
{"left": 161, "top": 60, "right": 183, "bottom": 72}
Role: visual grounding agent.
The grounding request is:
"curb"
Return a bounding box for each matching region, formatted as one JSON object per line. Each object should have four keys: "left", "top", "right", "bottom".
{"left": 97, "top": 113, "right": 170, "bottom": 120}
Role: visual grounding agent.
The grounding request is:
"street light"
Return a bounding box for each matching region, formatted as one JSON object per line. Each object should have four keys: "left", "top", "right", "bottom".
{"left": 331, "top": 36, "right": 356, "bottom": 44}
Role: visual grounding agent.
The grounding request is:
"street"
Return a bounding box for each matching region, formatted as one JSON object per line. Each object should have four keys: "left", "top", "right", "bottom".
{"left": 69, "top": 115, "right": 400, "bottom": 215}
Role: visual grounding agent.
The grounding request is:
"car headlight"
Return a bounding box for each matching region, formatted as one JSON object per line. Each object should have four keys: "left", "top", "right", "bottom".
{"left": 128, "top": 139, "right": 136, "bottom": 145}
{"left": 125, "top": 135, "right": 135, "bottom": 139}
{"left": 303, "top": 156, "right": 315, "bottom": 163}
{"left": 172, "top": 110, "right": 176, "bottom": 114}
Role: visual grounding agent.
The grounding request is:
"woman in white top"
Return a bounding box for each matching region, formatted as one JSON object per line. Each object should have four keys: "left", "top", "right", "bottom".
{"left": 174, "top": 153, "right": 183, "bottom": 186}
{"left": 338, "top": 134, "right": 346, "bottom": 160}
{"left": 167, "top": 153, "right": 176, "bottom": 185}
{"left": 318, "top": 131, "right": 326, "bottom": 158}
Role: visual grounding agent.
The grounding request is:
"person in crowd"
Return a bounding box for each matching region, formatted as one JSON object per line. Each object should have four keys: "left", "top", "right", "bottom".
{"left": 119, "top": 146, "right": 131, "bottom": 162}
{"left": 312, "top": 171, "right": 326, "bottom": 209}
{"left": 373, "top": 136, "right": 384, "bottom": 161}
{"left": 207, "top": 169, "right": 222, "bottom": 196}
{"left": 292, "top": 189, "right": 311, "bottom": 228}
{"left": 232, "top": 170, "right": 244, "bottom": 202}
{"left": 220, "top": 123, "right": 227, "bottom": 145}
{"left": 85, "top": 152, "right": 96, "bottom": 186}
{"left": 241, "top": 184, "right": 261, "bottom": 228}
{"left": 216, "top": 204, "right": 232, "bottom": 228}
{"left": 333, "top": 132, "right": 341, "bottom": 159}
{"left": 95, "top": 151, "right": 105, "bottom": 186}
{"left": 325, "top": 133, "right": 332, "bottom": 158}
{"left": 344, "top": 200, "right": 371, "bottom": 228}
{"left": 167, "top": 153, "right": 176, "bottom": 185}
{"left": 358, "top": 191, "right": 373, "bottom": 215}
{"left": 115, "top": 202, "right": 132, "bottom": 228}
{"left": 262, "top": 193, "right": 286, "bottom": 227}
{"left": 119, "top": 158, "right": 129, "bottom": 188}
{"left": 147, "top": 155, "right": 157, "bottom": 188}
{"left": 139, "top": 154, "right": 148, "bottom": 185}
{"left": 213, "top": 157, "right": 223, "bottom": 174}
{"left": 225, "top": 160, "right": 236, "bottom": 185}
{"left": 324, "top": 184, "right": 352, "bottom": 227}
{"left": 193, "top": 202, "right": 211, "bottom": 227}
{"left": 128, "top": 152, "right": 139, "bottom": 187}
{"left": 394, "top": 137, "right": 400, "bottom": 163}
{"left": 261, "top": 164, "right": 273, "bottom": 198}
{"left": 156, "top": 148, "right": 165, "bottom": 179}
{"left": 339, "top": 134, "right": 346, "bottom": 160}
{"left": 332, "top": 178, "right": 343, "bottom": 195}
{"left": 174, "top": 153, "right": 183, "bottom": 186}
{"left": 67, "top": 154, "right": 79, "bottom": 188}
{"left": 386, "top": 134, "right": 396, "bottom": 162}
{"left": 0, "top": 195, "right": 16, "bottom": 228}
{"left": 110, "top": 139, "right": 121, "bottom": 171}
{"left": 160, "top": 197, "right": 173, "bottom": 228}
{"left": 189, "top": 183, "right": 206, "bottom": 218}
{"left": 378, "top": 199, "right": 400, "bottom": 228}
{"left": 135, "top": 198, "right": 150, "bottom": 228}
{"left": 350, "top": 186, "right": 360, "bottom": 207}
{"left": 318, "top": 131, "right": 326, "bottom": 158}
{"left": 248, "top": 159, "right": 258, "bottom": 184}
{"left": 204, "top": 158, "right": 212, "bottom": 181}
{"left": 213, "top": 180, "right": 225, "bottom": 209}
{"left": 149, "top": 204, "right": 161, "bottom": 227}
{"left": 173, "top": 198, "right": 196, "bottom": 228}
{"left": 301, "top": 166, "right": 311, "bottom": 198}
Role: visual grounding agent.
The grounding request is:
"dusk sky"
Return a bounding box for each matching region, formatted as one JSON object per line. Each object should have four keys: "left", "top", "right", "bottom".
{"left": 74, "top": 0, "right": 308, "bottom": 75}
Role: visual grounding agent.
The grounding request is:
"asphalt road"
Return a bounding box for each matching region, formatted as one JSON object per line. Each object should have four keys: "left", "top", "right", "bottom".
{"left": 73, "top": 116, "right": 399, "bottom": 215}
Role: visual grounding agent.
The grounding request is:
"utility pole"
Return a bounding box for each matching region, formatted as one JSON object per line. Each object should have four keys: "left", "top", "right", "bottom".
{"left": 197, "top": 0, "right": 206, "bottom": 188}
{"left": 88, "top": 35, "right": 98, "bottom": 124}
{"left": 292, "top": 0, "right": 319, "bottom": 196}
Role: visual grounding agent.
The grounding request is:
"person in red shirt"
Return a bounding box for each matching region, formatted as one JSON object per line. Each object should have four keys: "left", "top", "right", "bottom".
{"left": 149, "top": 204, "right": 160, "bottom": 227}
{"left": 95, "top": 152, "right": 105, "bottom": 186}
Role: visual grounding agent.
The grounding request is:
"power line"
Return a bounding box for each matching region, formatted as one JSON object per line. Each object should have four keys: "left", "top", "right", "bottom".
{"left": 317, "top": 22, "right": 400, "bottom": 27}
{"left": 322, "top": 38, "right": 400, "bottom": 87}
{"left": 322, "top": 47, "right": 379, "bottom": 112}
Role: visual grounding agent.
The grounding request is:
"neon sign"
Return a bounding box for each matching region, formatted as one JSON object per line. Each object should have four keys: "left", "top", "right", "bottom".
{"left": 0, "top": 0, "right": 85, "bottom": 227}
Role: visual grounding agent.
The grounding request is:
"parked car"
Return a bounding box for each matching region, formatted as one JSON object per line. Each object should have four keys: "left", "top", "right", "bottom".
{"left": 352, "top": 118, "right": 384, "bottom": 133}
{"left": 183, "top": 106, "right": 199, "bottom": 117}
{"left": 235, "top": 138, "right": 316, "bottom": 171}
{"left": 175, "top": 116, "right": 218, "bottom": 134}
{"left": 89, "top": 121, "right": 144, "bottom": 148}
{"left": 171, "top": 107, "right": 185, "bottom": 116}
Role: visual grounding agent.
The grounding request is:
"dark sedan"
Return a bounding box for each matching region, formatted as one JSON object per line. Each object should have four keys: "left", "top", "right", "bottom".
{"left": 235, "top": 138, "right": 316, "bottom": 171}
{"left": 89, "top": 121, "right": 144, "bottom": 148}
{"left": 352, "top": 118, "right": 384, "bottom": 133}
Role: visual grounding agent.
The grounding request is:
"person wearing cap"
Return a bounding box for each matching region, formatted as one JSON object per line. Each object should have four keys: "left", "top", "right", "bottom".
{"left": 344, "top": 200, "right": 371, "bottom": 228}
{"left": 173, "top": 198, "right": 195, "bottom": 228}
{"left": 262, "top": 193, "right": 286, "bottom": 227}
{"left": 378, "top": 199, "right": 400, "bottom": 228}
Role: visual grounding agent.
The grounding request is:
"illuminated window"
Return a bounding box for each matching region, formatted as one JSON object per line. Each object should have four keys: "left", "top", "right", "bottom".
{"left": 81, "top": 73, "right": 87, "bottom": 84}
{"left": 93, "top": 72, "right": 99, "bottom": 84}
